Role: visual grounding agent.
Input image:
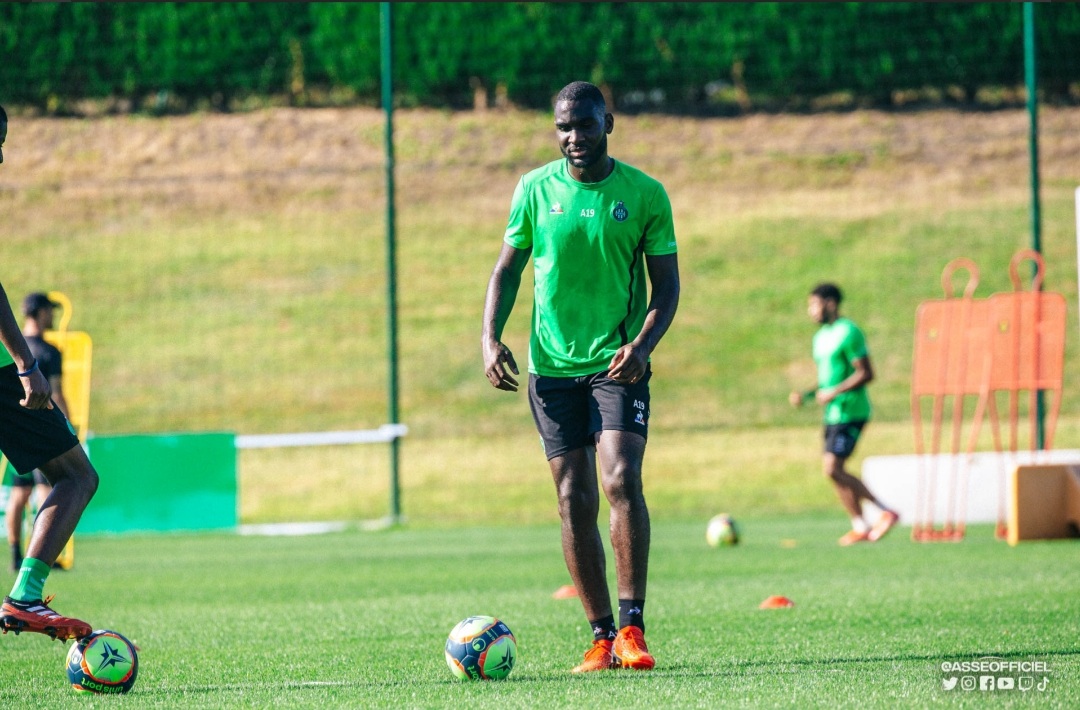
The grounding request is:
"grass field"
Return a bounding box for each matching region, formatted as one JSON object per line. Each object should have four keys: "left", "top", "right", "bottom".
{"left": 1, "top": 106, "right": 1079, "bottom": 705}
{"left": 0, "top": 515, "right": 1077, "bottom": 708}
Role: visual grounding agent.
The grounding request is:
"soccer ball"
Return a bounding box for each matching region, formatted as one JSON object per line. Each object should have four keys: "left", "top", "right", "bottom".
{"left": 65, "top": 629, "right": 139, "bottom": 694}
{"left": 444, "top": 615, "right": 517, "bottom": 680}
{"left": 706, "top": 513, "right": 739, "bottom": 547}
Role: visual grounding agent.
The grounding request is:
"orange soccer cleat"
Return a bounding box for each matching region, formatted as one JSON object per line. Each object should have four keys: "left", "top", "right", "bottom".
{"left": 0, "top": 595, "right": 91, "bottom": 641}
{"left": 613, "top": 626, "right": 655, "bottom": 670}
{"left": 571, "top": 638, "right": 617, "bottom": 673}
{"left": 838, "top": 529, "right": 870, "bottom": 546}
{"left": 868, "top": 510, "right": 900, "bottom": 542}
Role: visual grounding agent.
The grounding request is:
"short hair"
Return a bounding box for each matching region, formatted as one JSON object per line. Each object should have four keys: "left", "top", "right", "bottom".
{"left": 811, "top": 282, "right": 842, "bottom": 304}
{"left": 555, "top": 81, "right": 606, "bottom": 110}
{"left": 0, "top": 105, "right": 6, "bottom": 123}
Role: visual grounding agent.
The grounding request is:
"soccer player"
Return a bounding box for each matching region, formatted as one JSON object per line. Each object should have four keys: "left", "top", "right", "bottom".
{"left": 789, "top": 282, "right": 898, "bottom": 546}
{"left": 482, "top": 81, "right": 680, "bottom": 672}
{"left": 7, "top": 292, "right": 70, "bottom": 571}
{"left": 0, "top": 105, "right": 98, "bottom": 640}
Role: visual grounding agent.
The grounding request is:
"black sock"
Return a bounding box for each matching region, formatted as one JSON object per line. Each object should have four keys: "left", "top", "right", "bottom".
{"left": 11, "top": 543, "right": 23, "bottom": 569}
{"left": 619, "top": 599, "right": 646, "bottom": 632}
{"left": 589, "top": 615, "right": 617, "bottom": 642}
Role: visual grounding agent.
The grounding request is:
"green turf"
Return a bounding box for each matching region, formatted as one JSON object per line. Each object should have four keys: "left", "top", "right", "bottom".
{"left": 1, "top": 515, "right": 1076, "bottom": 708}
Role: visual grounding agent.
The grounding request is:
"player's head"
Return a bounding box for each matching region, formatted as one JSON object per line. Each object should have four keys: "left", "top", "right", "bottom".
{"left": 553, "top": 81, "right": 613, "bottom": 171}
{"left": 23, "top": 292, "right": 58, "bottom": 327}
{"left": 0, "top": 104, "right": 7, "bottom": 165}
{"left": 808, "top": 282, "right": 842, "bottom": 324}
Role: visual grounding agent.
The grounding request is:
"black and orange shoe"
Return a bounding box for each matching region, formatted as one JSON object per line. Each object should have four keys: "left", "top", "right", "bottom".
{"left": 571, "top": 638, "right": 617, "bottom": 673}
{"left": 0, "top": 595, "right": 91, "bottom": 641}
{"left": 613, "top": 626, "right": 655, "bottom": 670}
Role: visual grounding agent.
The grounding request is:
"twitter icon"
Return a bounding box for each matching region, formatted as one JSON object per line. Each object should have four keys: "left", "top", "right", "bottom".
{"left": 943, "top": 677, "right": 958, "bottom": 690}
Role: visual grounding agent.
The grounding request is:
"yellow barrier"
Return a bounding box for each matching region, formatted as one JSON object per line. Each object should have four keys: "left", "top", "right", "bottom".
{"left": 1009, "top": 464, "right": 1080, "bottom": 545}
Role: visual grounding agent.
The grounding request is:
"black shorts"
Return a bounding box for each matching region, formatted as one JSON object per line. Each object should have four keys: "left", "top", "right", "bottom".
{"left": 823, "top": 421, "right": 867, "bottom": 458}
{"left": 0, "top": 364, "right": 80, "bottom": 475}
{"left": 528, "top": 365, "right": 651, "bottom": 460}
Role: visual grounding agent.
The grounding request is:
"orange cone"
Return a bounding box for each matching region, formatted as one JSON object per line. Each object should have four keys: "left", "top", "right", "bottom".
{"left": 758, "top": 595, "right": 795, "bottom": 609}
{"left": 552, "top": 584, "right": 579, "bottom": 599}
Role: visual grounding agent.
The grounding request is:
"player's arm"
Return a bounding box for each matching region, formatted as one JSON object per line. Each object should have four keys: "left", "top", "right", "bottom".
{"left": 789, "top": 387, "right": 817, "bottom": 408}
{"left": 816, "top": 354, "right": 874, "bottom": 405}
{"left": 608, "top": 252, "right": 680, "bottom": 383}
{"left": 482, "top": 243, "right": 531, "bottom": 392}
{"left": 0, "top": 280, "right": 52, "bottom": 409}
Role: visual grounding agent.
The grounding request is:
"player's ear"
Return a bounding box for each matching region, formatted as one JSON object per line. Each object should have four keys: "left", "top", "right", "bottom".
{"left": 605, "top": 113, "right": 614, "bottom": 134}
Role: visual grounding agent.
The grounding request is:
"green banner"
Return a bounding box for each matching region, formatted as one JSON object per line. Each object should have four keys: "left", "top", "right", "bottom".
{"left": 80, "top": 433, "right": 237, "bottom": 534}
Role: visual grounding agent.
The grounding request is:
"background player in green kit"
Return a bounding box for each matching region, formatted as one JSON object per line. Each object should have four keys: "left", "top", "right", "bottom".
{"left": 482, "top": 81, "right": 680, "bottom": 672}
{"left": 789, "top": 282, "right": 899, "bottom": 546}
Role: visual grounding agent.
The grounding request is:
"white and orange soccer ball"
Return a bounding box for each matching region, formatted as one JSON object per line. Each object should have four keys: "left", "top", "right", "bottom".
{"left": 706, "top": 513, "right": 740, "bottom": 547}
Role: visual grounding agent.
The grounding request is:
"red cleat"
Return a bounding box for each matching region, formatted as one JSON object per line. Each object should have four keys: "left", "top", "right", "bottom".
{"left": 613, "top": 626, "right": 655, "bottom": 670}
{"left": 0, "top": 595, "right": 91, "bottom": 641}
{"left": 571, "top": 638, "right": 616, "bottom": 673}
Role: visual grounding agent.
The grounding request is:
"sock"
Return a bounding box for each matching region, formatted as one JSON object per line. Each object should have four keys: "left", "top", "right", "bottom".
{"left": 10, "top": 543, "right": 22, "bottom": 570}
{"left": 851, "top": 517, "right": 870, "bottom": 534}
{"left": 9, "top": 558, "right": 50, "bottom": 602}
{"left": 589, "top": 615, "right": 617, "bottom": 642}
{"left": 619, "top": 598, "right": 646, "bottom": 632}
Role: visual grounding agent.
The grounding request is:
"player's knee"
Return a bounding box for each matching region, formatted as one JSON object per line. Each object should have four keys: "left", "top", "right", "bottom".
{"left": 82, "top": 465, "right": 100, "bottom": 499}
{"left": 602, "top": 468, "right": 643, "bottom": 505}
{"left": 556, "top": 483, "right": 599, "bottom": 520}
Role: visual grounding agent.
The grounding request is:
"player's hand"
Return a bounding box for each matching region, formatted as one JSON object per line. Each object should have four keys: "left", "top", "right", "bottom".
{"left": 19, "top": 368, "right": 55, "bottom": 410}
{"left": 788, "top": 391, "right": 803, "bottom": 408}
{"left": 483, "top": 340, "right": 520, "bottom": 392}
{"left": 607, "top": 344, "right": 647, "bottom": 384}
{"left": 815, "top": 388, "right": 835, "bottom": 405}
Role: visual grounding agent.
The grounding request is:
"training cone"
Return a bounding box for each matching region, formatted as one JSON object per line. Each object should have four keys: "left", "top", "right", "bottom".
{"left": 552, "top": 584, "right": 579, "bottom": 599}
{"left": 758, "top": 595, "right": 795, "bottom": 609}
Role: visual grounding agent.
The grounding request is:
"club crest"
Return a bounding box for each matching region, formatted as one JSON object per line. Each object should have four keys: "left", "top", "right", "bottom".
{"left": 612, "top": 201, "right": 629, "bottom": 222}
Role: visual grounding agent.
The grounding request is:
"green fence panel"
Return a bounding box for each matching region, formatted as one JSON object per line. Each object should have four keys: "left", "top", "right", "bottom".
{"left": 81, "top": 432, "right": 236, "bottom": 534}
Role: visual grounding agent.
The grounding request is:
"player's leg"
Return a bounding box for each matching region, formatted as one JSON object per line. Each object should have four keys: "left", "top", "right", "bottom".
{"left": 1, "top": 445, "right": 96, "bottom": 640}
{"left": 32, "top": 477, "right": 69, "bottom": 569}
{"left": 824, "top": 422, "right": 897, "bottom": 544}
{"left": 593, "top": 369, "right": 655, "bottom": 670}
{"left": 0, "top": 367, "right": 96, "bottom": 640}
{"left": 825, "top": 451, "right": 869, "bottom": 544}
{"left": 27, "top": 446, "right": 98, "bottom": 567}
{"left": 597, "top": 431, "right": 649, "bottom": 605}
{"left": 529, "top": 373, "right": 617, "bottom": 672}
{"left": 5, "top": 477, "right": 31, "bottom": 571}
{"left": 597, "top": 430, "right": 655, "bottom": 670}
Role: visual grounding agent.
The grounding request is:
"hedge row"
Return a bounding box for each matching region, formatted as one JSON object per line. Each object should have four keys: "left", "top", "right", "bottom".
{"left": 0, "top": 3, "right": 1077, "bottom": 113}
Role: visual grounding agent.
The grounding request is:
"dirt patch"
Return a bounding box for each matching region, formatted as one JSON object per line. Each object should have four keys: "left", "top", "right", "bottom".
{"left": 2, "top": 106, "right": 1077, "bottom": 219}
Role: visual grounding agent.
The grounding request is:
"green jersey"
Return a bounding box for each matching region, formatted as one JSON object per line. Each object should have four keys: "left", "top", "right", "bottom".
{"left": 504, "top": 158, "right": 677, "bottom": 376}
{"left": 0, "top": 349, "right": 11, "bottom": 368}
{"left": 812, "top": 317, "right": 871, "bottom": 424}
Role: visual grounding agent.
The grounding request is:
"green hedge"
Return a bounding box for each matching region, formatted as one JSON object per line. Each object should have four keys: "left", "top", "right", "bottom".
{"left": 0, "top": 2, "right": 1076, "bottom": 113}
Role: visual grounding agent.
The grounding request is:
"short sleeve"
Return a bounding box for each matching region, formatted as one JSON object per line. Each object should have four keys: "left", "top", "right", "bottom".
{"left": 503, "top": 177, "right": 533, "bottom": 249}
{"left": 843, "top": 323, "right": 869, "bottom": 361}
{"left": 643, "top": 183, "right": 677, "bottom": 256}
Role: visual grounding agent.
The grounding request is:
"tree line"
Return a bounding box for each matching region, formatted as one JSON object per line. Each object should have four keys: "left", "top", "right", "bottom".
{"left": 1, "top": 3, "right": 1077, "bottom": 114}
